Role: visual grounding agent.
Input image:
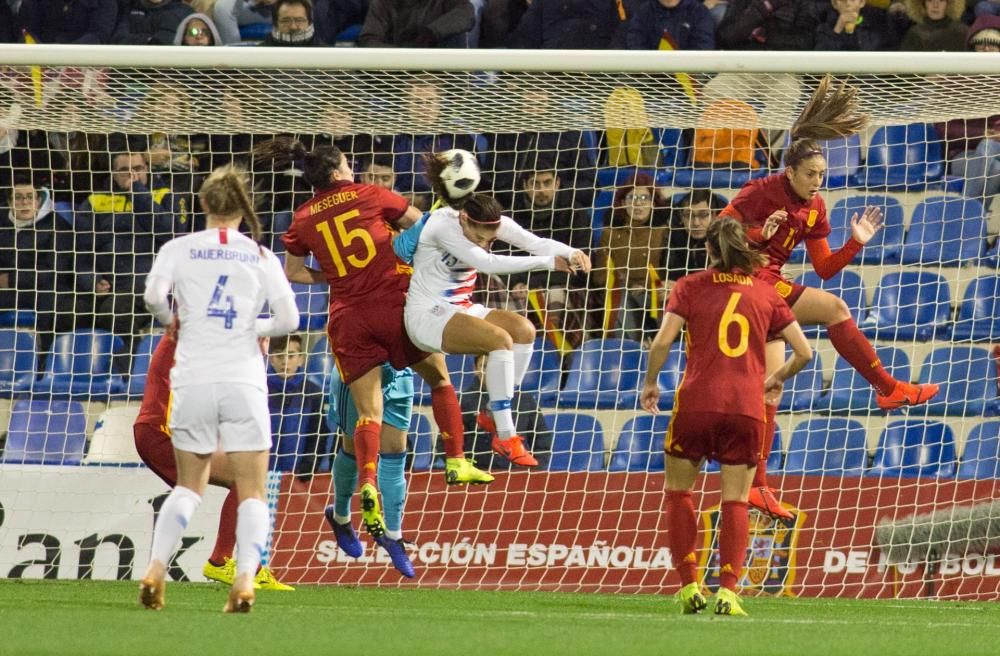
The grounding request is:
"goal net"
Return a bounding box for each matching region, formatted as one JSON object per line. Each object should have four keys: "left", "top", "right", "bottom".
{"left": 1, "top": 47, "right": 999, "bottom": 600}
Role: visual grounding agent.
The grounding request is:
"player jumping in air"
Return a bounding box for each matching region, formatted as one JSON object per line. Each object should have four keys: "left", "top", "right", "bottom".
{"left": 719, "top": 75, "right": 939, "bottom": 519}
{"left": 641, "top": 217, "right": 813, "bottom": 616}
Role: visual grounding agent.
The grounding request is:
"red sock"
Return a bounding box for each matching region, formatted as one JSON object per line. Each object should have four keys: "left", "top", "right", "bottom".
{"left": 209, "top": 487, "right": 239, "bottom": 565}
{"left": 753, "top": 403, "right": 777, "bottom": 488}
{"left": 827, "top": 318, "right": 896, "bottom": 395}
{"left": 665, "top": 490, "right": 698, "bottom": 585}
{"left": 353, "top": 419, "right": 381, "bottom": 488}
{"left": 431, "top": 384, "right": 466, "bottom": 459}
{"left": 719, "top": 501, "right": 750, "bottom": 592}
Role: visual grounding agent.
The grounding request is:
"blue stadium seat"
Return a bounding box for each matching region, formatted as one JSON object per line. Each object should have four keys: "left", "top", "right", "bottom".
{"left": 0, "top": 329, "right": 35, "bottom": 396}
{"left": 522, "top": 338, "right": 564, "bottom": 404}
{"left": 851, "top": 123, "right": 945, "bottom": 190}
{"left": 556, "top": 339, "right": 644, "bottom": 410}
{"left": 826, "top": 195, "right": 905, "bottom": 264}
{"left": 590, "top": 188, "right": 616, "bottom": 245}
{"left": 956, "top": 421, "right": 1000, "bottom": 479}
{"left": 820, "top": 134, "right": 862, "bottom": 188}
{"left": 870, "top": 419, "right": 956, "bottom": 478}
{"left": 408, "top": 414, "right": 436, "bottom": 471}
{"left": 861, "top": 271, "right": 951, "bottom": 341}
{"left": 638, "top": 342, "right": 686, "bottom": 411}
{"left": 305, "top": 336, "right": 335, "bottom": 392}
{"left": 917, "top": 346, "right": 1000, "bottom": 417}
{"left": 53, "top": 200, "right": 75, "bottom": 225}
{"left": 899, "top": 196, "right": 986, "bottom": 266}
{"left": 32, "top": 330, "right": 125, "bottom": 398}
{"left": 413, "top": 353, "right": 477, "bottom": 405}
{"left": 778, "top": 349, "right": 826, "bottom": 412}
{"left": 270, "top": 407, "right": 312, "bottom": 473}
{"left": 267, "top": 211, "right": 293, "bottom": 254}
{"left": 334, "top": 23, "right": 362, "bottom": 43}
{"left": 238, "top": 22, "right": 271, "bottom": 41}
{"left": 608, "top": 415, "right": 669, "bottom": 472}
{"left": 704, "top": 425, "right": 781, "bottom": 473}
{"left": 783, "top": 418, "right": 868, "bottom": 476}
{"left": 952, "top": 276, "right": 1000, "bottom": 342}
{"left": 3, "top": 399, "right": 87, "bottom": 465}
{"left": 544, "top": 413, "right": 605, "bottom": 471}
{"left": 290, "top": 282, "right": 329, "bottom": 331}
{"left": 819, "top": 346, "right": 910, "bottom": 413}
{"left": 0, "top": 310, "right": 35, "bottom": 328}
{"left": 128, "top": 333, "right": 163, "bottom": 398}
{"left": 792, "top": 270, "right": 866, "bottom": 338}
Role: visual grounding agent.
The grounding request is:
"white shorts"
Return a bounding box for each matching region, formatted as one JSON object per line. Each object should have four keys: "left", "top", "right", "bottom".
{"left": 404, "top": 299, "right": 491, "bottom": 353}
{"left": 169, "top": 383, "right": 272, "bottom": 455}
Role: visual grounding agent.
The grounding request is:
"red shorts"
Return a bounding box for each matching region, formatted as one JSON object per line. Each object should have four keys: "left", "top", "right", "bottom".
{"left": 665, "top": 411, "right": 764, "bottom": 467}
{"left": 328, "top": 297, "right": 428, "bottom": 385}
{"left": 133, "top": 422, "right": 177, "bottom": 487}
{"left": 756, "top": 271, "right": 806, "bottom": 341}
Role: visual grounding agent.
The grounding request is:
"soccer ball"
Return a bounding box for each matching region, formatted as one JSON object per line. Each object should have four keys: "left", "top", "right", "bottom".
{"left": 437, "top": 149, "right": 480, "bottom": 200}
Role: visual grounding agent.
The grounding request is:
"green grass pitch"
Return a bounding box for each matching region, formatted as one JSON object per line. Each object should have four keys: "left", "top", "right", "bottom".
{"left": 2, "top": 580, "right": 999, "bottom": 656}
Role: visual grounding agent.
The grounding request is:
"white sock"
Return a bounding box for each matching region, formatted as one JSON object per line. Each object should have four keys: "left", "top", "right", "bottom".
{"left": 512, "top": 341, "right": 534, "bottom": 388}
{"left": 149, "top": 486, "right": 201, "bottom": 568}
{"left": 385, "top": 529, "right": 403, "bottom": 541}
{"left": 485, "top": 349, "right": 516, "bottom": 439}
{"left": 235, "top": 498, "right": 270, "bottom": 578}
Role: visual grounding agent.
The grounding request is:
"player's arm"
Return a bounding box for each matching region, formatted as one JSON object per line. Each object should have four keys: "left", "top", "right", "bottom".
{"left": 392, "top": 212, "right": 429, "bottom": 264}
{"left": 764, "top": 321, "right": 813, "bottom": 394}
{"left": 259, "top": 252, "right": 301, "bottom": 337}
{"left": 640, "top": 312, "right": 686, "bottom": 414}
{"left": 394, "top": 205, "right": 424, "bottom": 230}
{"left": 283, "top": 253, "right": 326, "bottom": 285}
{"left": 143, "top": 242, "right": 175, "bottom": 326}
{"left": 805, "top": 205, "right": 883, "bottom": 280}
{"left": 497, "top": 216, "right": 592, "bottom": 274}
{"left": 436, "top": 221, "right": 569, "bottom": 276}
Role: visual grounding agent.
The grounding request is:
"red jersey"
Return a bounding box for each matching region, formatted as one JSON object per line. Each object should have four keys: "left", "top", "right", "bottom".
{"left": 135, "top": 333, "right": 176, "bottom": 430}
{"left": 720, "top": 174, "right": 829, "bottom": 279}
{"left": 666, "top": 268, "right": 796, "bottom": 419}
{"left": 282, "top": 181, "right": 411, "bottom": 312}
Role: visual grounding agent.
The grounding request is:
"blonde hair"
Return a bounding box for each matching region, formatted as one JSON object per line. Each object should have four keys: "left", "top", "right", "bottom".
{"left": 785, "top": 74, "right": 869, "bottom": 168}
{"left": 705, "top": 217, "right": 768, "bottom": 275}
{"left": 904, "top": 0, "right": 965, "bottom": 23}
{"left": 199, "top": 165, "right": 262, "bottom": 243}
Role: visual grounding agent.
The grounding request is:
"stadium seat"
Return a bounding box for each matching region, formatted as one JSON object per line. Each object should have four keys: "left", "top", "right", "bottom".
{"left": 544, "top": 413, "right": 605, "bottom": 471}
{"left": 412, "top": 353, "right": 479, "bottom": 405}
{"left": 590, "top": 188, "right": 616, "bottom": 245}
{"left": 53, "top": 200, "right": 75, "bottom": 225}
{"left": 870, "top": 419, "right": 956, "bottom": 478}
{"left": 84, "top": 405, "right": 143, "bottom": 465}
{"left": 778, "top": 349, "right": 826, "bottom": 412}
{"left": 917, "top": 346, "right": 1000, "bottom": 417}
{"left": 638, "top": 342, "right": 686, "bottom": 411}
{"left": 270, "top": 405, "right": 313, "bottom": 473}
{"left": 899, "top": 196, "right": 986, "bottom": 266}
{"left": 305, "top": 336, "right": 335, "bottom": 392}
{"left": 0, "top": 310, "right": 35, "bottom": 328}
{"left": 334, "top": 23, "right": 362, "bottom": 43}
{"left": 956, "top": 421, "right": 1000, "bottom": 479}
{"left": 127, "top": 333, "right": 163, "bottom": 398}
{"left": 290, "top": 282, "right": 329, "bottom": 331}
{"left": 819, "top": 346, "right": 910, "bottom": 414}
{"left": 522, "top": 337, "right": 564, "bottom": 404}
{"left": 408, "top": 414, "right": 436, "bottom": 471}
{"left": 556, "top": 339, "right": 644, "bottom": 410}
{"left": 238, "top": 22, "right": 271, "bottom": 41}
{"left": 783, "top": 418, "right": 868, "bottom": 476}
{"left": 608, "top": 415, "right": 669, "bottom": 472}
{"left": 851, "top": 123, "right": 945, "bottom": 190}
{"left": 792, "top": 270, "right": 866, "bottom": 338}
{"left": 952, "top": 276, "right": 1000, "bottom": 342}
{"left": 826, "top": 195, "right": 905, "bottom": 264}
{"left": 3, "top": 399, "right": 87, "bottom": 465}
{"left": 267, "top": 211, "right": 293, "bottom": 254}
{"left": 0, "top": 328, "right": 35, "bottom": 396}
{"left": 704, "top": 425, "right": 782, "bottom": 473}
{"left": 861, "top": 271, "right": 951, "bottom": 341}
{"left": 32, "top": 330, "right": 126, "bottom": 398}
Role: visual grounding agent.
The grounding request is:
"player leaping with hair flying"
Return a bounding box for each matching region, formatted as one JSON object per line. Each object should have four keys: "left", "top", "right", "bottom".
{"left": 719, "top": 75, "right": 940, "bottom": 520}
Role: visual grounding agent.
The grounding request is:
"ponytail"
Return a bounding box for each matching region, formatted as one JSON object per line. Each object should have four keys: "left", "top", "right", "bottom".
{"left": 705, "top": 216, "right": 767, "bottom": 275}
{"left": 253, "top": 136, "right": 345, "bottom": 189}
{"left": 786, "top": 75, "right": 869, "bottom": 168}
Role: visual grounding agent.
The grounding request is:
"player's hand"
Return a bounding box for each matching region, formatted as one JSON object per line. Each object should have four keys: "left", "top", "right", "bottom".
{"left": 258, "top": 336, "right": 270, "bottom": 357}
{"left": 850, "top": 205, "right": 884, "bottom": 245}
{"left": 640, "top": 382, "right": 661, "bottom": 414}
{"left": 553, "top": 256, "right": 572, "bottom": 272}
{"left": 761, "top": 210, "right": 787, "bottom": 240}
{"left": 568, "top": 250, "right": 592, "bottom": 274}
{"left": 763, "top": 374, "right": 784, "bottom": 401}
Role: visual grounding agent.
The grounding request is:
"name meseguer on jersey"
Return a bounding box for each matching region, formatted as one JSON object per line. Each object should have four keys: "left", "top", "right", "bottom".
{"left": 712, "top": 272, "right": 754, "bottom": 286}
{"left": 309, "top": 190, "right": 360, "bottom": 215}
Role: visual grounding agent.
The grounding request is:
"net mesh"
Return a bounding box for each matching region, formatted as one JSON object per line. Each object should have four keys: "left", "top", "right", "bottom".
{"left": 1, "top": 55, "right": 1000, "bottom": 600}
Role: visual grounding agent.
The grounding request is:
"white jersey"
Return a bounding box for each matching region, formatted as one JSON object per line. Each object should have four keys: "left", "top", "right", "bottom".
{"left": 408, "top": 207, "right": 576, "bottom": 308}
{"left": 145, "top": 227, "right": 295, "bottom": 391}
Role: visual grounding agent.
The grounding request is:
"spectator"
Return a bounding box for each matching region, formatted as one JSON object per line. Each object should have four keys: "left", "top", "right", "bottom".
{"left": 174, "top": 13, "right": 223, "bottom": 44}
{"left": 113, "top": 0, "right": 194, "bottom": 45}
{"left": 703, "top": 0, "right": 728, "bottom": 24}
{"left": 717, "top": 0, "right": 820, "bottom": 50}
{"left": 967, "top": 12, "right": 1000, "bottom": 49}
{"left": 977, "top": 0, "right": 1000, "bottom": 17}
{"left": 592, "top": 173, "right": 669, "bottom": 344}
{"left": 315, "top": 0, "right": 369, "bottom": 44}
{"left": 2, "top": 1, "right": 15, "bottom": 42}
{"left": 16, "top": 0, "right": 117, "bottom": 43}
{"left": 664, "top": 188, "right": 723, "bottom": 283}
{"left": 0, "top": 174, "right": 95, "bottom": 359}
{"left": 359, "top": 0, "right": 475, "bottom": 47}
{"left": 359, "top": 153, "right": 398, "bottom": 190}
{"left": 900, "top": 0, "right": 967, "bottom": 50}
{"left": 213, "top": 0, "right": 276, "bottom": 44}
{"left": 480, "top": 0, "right": 529, "bottom": 47}
{"left": 623, "top": 0, "right": 715, "bottom": 50}
{"left": 815, "top": 0, "right": 901, "bottom": 50}
{"left": 260, "top": 0, "right": 324, "bottom": 45}
{"left": 458, "top": 355, "right": 552, "bottom": 470}
{"left": 508, "top": 0, "right": 628, "bottom": 49}
{"left": 267, "top": 333, "right": 326, "bottom": 478}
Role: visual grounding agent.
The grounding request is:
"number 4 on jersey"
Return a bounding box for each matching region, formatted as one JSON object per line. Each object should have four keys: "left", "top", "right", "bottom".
{"left": 207, "top": 275, "right": 237, "bottom": 329}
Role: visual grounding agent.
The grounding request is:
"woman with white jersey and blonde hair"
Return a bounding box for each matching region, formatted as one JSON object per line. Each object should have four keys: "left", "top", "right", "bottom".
{"left": 138, "top": 165, "right": 299, "bottom": 613}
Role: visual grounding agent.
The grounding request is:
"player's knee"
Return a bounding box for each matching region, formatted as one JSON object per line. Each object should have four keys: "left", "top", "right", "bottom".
{"left": 510, "top": 316, "right": 536, "bottom": 344}
{"left": 829, "top": 297, "right": 851, "bottom": 323}
{"left": 483, "top": 325, "right": 514, "bottom": 352}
